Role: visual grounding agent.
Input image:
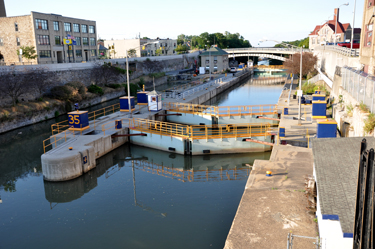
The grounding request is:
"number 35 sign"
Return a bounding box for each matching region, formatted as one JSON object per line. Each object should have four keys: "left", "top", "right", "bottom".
{"left": 68, "top": 111, "right": 89, "bottom": 131}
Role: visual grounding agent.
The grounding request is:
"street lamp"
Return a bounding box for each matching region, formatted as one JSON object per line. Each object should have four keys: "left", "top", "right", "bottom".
{"left": 350, "top": 0, "right": 357, "bottom": 49}
{"left": 335, "top": 3, "right": 349, "bottom": 45}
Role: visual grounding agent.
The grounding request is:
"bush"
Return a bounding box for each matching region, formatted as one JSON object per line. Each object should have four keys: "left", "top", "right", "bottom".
{"left": 148, "top": 72, "right": 165, "bottom": 78}
{"left": 122, "top": 83, "right": 140, "bottom": 96}
{"left": 50, "top": 85, "right": 75, "bottom": 101}
{"left": 54, "top": 111, "right": 59, "bottom": 117}
{"left": 107, "top": 83, "right": 122, "bottom": 89}
{"left": 66, "top": 81, "right": 87, "bottom": 97}
{"left": 88, "top": 84, "right": 104, "bottom": 95}
{"left": 364, "top": 113, "right": 375, "bottom": 134}
{"left": 359, "top": 102, "right": 369, "bottom": 113}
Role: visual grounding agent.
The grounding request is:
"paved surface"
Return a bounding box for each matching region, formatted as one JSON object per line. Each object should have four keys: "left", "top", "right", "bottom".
{"left": 312, "top": 137, "right": 375, "bottom": 234}
{"left": 224, "top": 87, "right": 319, "bottom": 249}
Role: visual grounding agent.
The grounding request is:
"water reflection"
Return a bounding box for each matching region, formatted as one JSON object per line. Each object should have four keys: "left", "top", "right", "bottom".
{"left": 44, "top": 144, "right": 270, "bottom": 205}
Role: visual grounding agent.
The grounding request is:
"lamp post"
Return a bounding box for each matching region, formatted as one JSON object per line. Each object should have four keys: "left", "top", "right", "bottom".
{"left": 350, "top": 0, "right": 357, "bottom": 49}
{"left": 335, "top": 3, "right": 349, "bottom": 45}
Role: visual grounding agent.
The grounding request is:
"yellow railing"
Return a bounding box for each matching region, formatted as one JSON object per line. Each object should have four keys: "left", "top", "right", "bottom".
{"left": 51, "top": 103, "right": 120, "bottom": 135}
{"left": 164, "top": 102, "right": 278, "bottom": 117}
{"left": 43, "top": 129, "right": 75, "bottom": 154}
{"left": 130, "top": 118, "right": 271, "bottom": 140}
{"left": 101, "top": 118, "right": 130, "bottom": 136}
{"left": 253, "top": 65, "right": 285, "bottom": 69}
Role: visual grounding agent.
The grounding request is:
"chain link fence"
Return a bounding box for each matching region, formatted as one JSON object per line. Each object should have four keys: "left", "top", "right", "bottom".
{"left": 342, "top": 66, "right": 375, "bottom": 113}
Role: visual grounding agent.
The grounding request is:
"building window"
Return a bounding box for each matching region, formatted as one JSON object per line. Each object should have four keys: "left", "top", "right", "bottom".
{"left": 0, "top": 38, "right": 3, "bottom": 46}
{"left": 76, "top": 50, "right": 82, "bottom": 57}
{"left": 366, "top": 24, "right": 373, "bottom": 46}
{"left": 91, "top": 49, "right": 96, "bottom": 57}
{"left": 38, "top": 35, "right": 50, "bottom": 45}
{"left": 16, "top": 37, "right": 20, "bottom": 46}
{"left": 35, "top": 19, "right": 48, "bottom": 30}
{"left": 55, "top": 36, "right": 61, "bottom": 45}
{"left": 90, "top": 38, "right": 96, "bottom": 46}
{"left": 89, "top": 25, "right": 95, "bottom": 34}
{"left": 369, "top": 0, "right": 374, "bottom": 7}
{"left": 82, "top": 37, "right": 88, "bottom": 46}
{"left": 81, "top": 25, "right": 87, "bottom": 33}
{"left": 174, "top": 43, "right": 176, "bottom": 47}
{"left": 15, "top": 22, "right": 18, "bottom": 31}
{"left": 73, "top": 23, "right": 80, "bottom": 33}
{"left": 64, "top": 23, "right": 71, "bottom": 32}
{"left": 53, "top": 21, "right": 59, "bottom": 31}
{"left": 76, "top": 37, "right": 81, "bottom": 46}
{"left": 39, "top": 50, "right": 51, "bottom": 58}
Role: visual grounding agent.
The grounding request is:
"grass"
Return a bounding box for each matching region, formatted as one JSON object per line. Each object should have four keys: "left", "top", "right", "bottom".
{"left": 364, "top": 113, "right": 375, "bottom": 134}
{"left": 346, "top": 103, "right": 354, "bottom": 117}
{"left": 359, "top": 102, "right": 370, "bottom": 113}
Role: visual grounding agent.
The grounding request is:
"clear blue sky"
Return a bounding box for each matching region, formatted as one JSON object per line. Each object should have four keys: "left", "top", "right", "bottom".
{"left": 4, "top": 0, "right": 364, "bottom": 47}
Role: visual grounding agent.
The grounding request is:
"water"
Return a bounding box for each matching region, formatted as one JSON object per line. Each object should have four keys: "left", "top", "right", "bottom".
{"left": 0, "top": 76, "right": 282, "bottom": 249}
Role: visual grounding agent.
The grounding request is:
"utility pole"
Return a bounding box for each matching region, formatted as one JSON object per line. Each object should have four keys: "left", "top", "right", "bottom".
{"left": 298, "top": 46, "right": 303, "bottom": 125}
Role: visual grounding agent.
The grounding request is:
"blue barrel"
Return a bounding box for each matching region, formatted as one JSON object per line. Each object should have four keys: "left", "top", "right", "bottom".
{"left": 283, "top": 107, "right": 288, "bottom": 115}
{"left": 115, "top": 120, "right": 122, "bottom": 129}
{"left": 279, "top": 127, "right": 285, "bottom": 138}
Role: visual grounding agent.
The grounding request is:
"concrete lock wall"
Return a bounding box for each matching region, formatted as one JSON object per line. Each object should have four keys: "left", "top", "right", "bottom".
{"left": 129, "top": 130, "right": 186, "bottom": 154}
{"left": 191, "top": 136, "right": 271, "bottom": 155}
{"left": 218, "top": 115, "right": 278, "bottom": 125}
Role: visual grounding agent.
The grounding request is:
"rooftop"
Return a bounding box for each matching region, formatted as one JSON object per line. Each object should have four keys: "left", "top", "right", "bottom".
{"left": 200, "top": 46, "right": 228, "bottom": 56}
{"left": 312, "top": 137, "right": 375, "bottom": 235}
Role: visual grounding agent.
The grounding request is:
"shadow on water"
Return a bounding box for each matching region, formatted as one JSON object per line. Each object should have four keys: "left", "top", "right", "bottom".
{"left": 44, "top": 143, "right": 270, "bottom": 204}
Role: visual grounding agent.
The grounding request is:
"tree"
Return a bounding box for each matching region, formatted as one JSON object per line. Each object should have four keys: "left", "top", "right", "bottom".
{"left": 90, "top": 62, "right": 120, "bottom": 86}
{"left": 283, "top": 52, "right": 317, "bottom": 78}
{"left": 141, "top": 59, "right": 164, "bottom": 74}
{"left": 175, "top": 45, "right": 188, "bottom": 54}
{"left": 16, "top": 46, "right": 37, "bottom": 61}
{"left": 29, "top": 68, "right": 54, "bottom": 97}
{"left": 0, "top": 67, "right": 29, "bottom": 106}
{"left": 155, "top": 48, "right": 162, "bottom": 56}
{"left": 128, "top": 49, "right": 136, "bottom": 58}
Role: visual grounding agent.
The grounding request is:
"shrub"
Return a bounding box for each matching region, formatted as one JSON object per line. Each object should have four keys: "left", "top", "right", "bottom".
{"left": 66, "top": 81, "right": 87, "bottom": 97}
{"left": 346, "top": 103, "right": 354, "bottom": 117}
{"left": 54, "top": 111, "right": 59, "bottom": 117}
{"left": 359, "top": 102, "right": 370, "bottom": 113}
{"left": 364, "top": 113, "right": 375, "bottom": 134}
{"left": 88, "top": 84, "right": 104, "bottom": 95}
{"left": 123, "top": 83, "right": 140, "bottom": 96}
{"left": 37, "top": 97, "right": 44, "bottom": 102}
{"left": 107, "top": 83, "right": 122, "bottom": 89}
{"left": 148, "top": 72, "right": 165, "bottom": 78}
{"left": 50, "top": 85, "right": 75, "bottom": 101}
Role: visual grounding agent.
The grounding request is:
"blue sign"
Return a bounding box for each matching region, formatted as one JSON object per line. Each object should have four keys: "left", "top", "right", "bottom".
{"left": 83, "top": 156, "right": 87, "bottom": 164}
{"left": 72, "top": 40, "right": 77, "bottom": 45}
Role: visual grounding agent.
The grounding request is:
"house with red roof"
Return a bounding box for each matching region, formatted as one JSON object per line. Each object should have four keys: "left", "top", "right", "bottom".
{"left": 309, "top": 8, "right": 360, "bottom": 49}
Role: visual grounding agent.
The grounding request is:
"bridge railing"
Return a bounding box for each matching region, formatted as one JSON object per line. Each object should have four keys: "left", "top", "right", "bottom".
{"left": 224, "top": 47, "right": 311, "bottom": 53}
{"left": 314, "top": 45, "right": 359, "bottom": 57}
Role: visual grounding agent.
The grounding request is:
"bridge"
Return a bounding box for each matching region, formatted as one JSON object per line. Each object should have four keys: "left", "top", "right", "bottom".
{"left": 224, "top": 47, "right": 311, "bottom": 62}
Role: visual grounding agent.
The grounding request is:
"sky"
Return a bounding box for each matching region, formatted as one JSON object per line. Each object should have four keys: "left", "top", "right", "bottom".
{"left": 3, "top": 0, "right": 365, "bottom": 47}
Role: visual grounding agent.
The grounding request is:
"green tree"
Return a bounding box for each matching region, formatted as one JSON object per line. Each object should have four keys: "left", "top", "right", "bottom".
{"left": 17, "top": 46, "right": 37, "bottom": 61}
{"left": 155, "top": 48, "right": 162, "bottom": 56}
{"left": 128, "top": 49, "right": 136, "bottom": 57}
{"left": 175, "top": 45, "right": 188, "bottom": 54}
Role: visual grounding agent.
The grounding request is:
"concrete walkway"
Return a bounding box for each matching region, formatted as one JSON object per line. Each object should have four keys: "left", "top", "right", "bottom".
{"left": 224, "top": 89, "right": 319, "bottom": 249}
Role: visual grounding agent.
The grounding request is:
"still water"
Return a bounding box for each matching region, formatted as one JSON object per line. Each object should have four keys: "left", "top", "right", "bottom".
{"left": 0, "top": 77, "right": 282, "bottom": 249}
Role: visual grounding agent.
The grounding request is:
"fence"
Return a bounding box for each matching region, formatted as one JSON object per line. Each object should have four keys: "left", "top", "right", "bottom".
{"left": 162, "top": 79, "right": 221, "bottom": 99}
{"left": 342, "top": 66, "right": 375, "bottom": 112}
{"left": 314, "top": 45, "right": 359, "bottom": 57}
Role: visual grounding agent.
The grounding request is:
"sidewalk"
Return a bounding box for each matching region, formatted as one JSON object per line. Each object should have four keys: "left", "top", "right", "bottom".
{"left": 224, "top": 89, "right": 319, "bottom": 249}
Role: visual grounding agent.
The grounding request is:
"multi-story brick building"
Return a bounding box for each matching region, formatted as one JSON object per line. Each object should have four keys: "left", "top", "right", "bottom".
{"left": 309, "top": 8, "right": 360, "bottom": 50}
{"left": 0, "top": 11, "right": 97, "bottom": 65}
{"left": 104, "top": 38, "right": 177, "bottom": 58}
{"left": 359, "top": 0, "right": 375, "bottom": 74}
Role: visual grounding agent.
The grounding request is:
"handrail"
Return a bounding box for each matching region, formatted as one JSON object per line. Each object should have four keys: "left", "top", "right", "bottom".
{"left": 51, "top": 103, "right": 120, "bottom": 135}
{"left": 43, "top": 129, "right": 75, "bottom": 153}
{"left": 101, "top": 118, "right": 130, "bottom": 136}
{"left": 164, "top": 102, "right": 278, "bottom": 117}
{"left": 130, "top": 118, "right": 271, "bottom": 140}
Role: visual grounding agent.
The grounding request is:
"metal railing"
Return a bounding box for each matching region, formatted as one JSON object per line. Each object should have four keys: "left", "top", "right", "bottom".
{"left": 43, "top": 129, "right": 75, "bottom": 154}
{"left": 224, "top": 47, "right": 311, "bottom": 53}
{"left": 162, "top": 79, "right": 221, "bottom": 99}
{"left": 253, "top": 65, "right": 285, "bottom": 69}
{"left": 164, "top": 102, "right": 278, "bottom": 117}
{"left": 314, "top": 45, "right": 359, "bottom": 57}
{"left": 51, "top": 103, "right": 120, "bottom": 135}
{"left": 101, "top": 117, "right": 130, "bottom": 136}
{"left": 342, "top": 66, "right": 375, "bottom": 112}
{"left": 130, "top": 118, "right": 271, "bottom": 140}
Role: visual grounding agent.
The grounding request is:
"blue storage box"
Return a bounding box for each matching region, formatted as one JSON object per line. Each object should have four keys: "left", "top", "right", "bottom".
{"left": 312, "top": 94, "right": 325, "bottom": 101}
{"left": 137, "top": 91, "right": 148, "bottom": 105}
{"left": 279, "top": 127, "right": 285, "bottom": 138}
{"left": 312, "top": 100, "right": 326, "bottom": 119}
{"left": 120, "top": 96, "right": 135, "bottom": 112}
{"left": 283, "top": 107, "right": 288, "bottom": 115}
{"left": 317, "top": 120, "right": 337, "bottom": 138}
{"left": 68, "top": 111, "right": 89, "bottom": 131}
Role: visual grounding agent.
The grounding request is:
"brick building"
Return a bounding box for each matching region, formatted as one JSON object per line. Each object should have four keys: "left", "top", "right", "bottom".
{"left": 309, "top": 8, "right": 360, "bottom": 49}
{"left": 0, "top": 11, "right": 97, "bottom": 65}
{"left": 104, "top": 38, "right": 177, "bottom": 58}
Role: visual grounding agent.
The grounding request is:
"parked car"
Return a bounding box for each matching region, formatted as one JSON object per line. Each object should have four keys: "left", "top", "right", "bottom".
{"left": 230, "top": 67, "right": 236, "bottom": 73}
{"left": 337, "top": 40, "right": 360, "bottom": 49}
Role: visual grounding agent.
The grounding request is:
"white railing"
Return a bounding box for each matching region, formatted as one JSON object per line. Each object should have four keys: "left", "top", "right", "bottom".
{"left": 224, "top": 47, "right": 311, "bottom": 53}
{"left": 314, "top": 45, "right": 359, "bottom": 57}
{"left": 342, "top": 66, "right": 375, "bottom": 112}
